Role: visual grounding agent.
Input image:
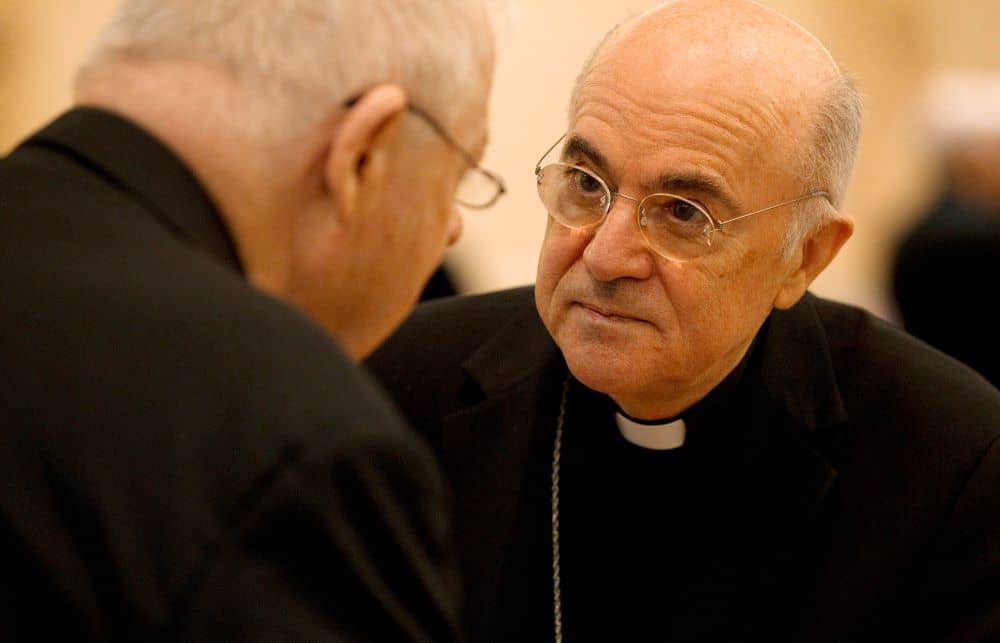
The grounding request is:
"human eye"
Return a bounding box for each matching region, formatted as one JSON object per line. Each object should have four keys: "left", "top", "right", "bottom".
{"left": 645, "top": 196, "right": 705, "bottom": 225}
{"left": 556, "top": 166, "right": 607, "bottom": 212}
{"left": 569, "top": 168, "right": 604, "bottom": 196}
{"left": 640, "top": 195, "right": 710, "bottom": 242}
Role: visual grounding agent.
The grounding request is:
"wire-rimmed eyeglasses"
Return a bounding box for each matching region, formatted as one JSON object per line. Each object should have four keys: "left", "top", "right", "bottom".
{"left": 345, "top": 94, "right": 506, "bottom": 209}
{"left": 534, "top": 134, "right": 830, "bottom": 261}
{"left": 405, "top": 104, "right": 506, "bottom": 209}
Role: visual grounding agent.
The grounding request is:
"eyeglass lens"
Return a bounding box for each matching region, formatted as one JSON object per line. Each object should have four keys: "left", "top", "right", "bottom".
{"left": 456, "top": 168, "right": 502, "bottom": 209}
{"left": 536, "top": 163, "right": 714, "bottom": 259}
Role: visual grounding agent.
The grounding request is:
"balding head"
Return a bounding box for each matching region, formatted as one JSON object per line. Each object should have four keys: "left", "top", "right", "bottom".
{"left": 571, "top": 0, "right": 860, "bottom": 247}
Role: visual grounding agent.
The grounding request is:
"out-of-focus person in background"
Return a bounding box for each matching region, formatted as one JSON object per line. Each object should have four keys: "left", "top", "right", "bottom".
{"left": 369, "top": 1, "right": 1000, "bottom": 641}
{"left": 0, "top": 0, "right": 504, "bottom": 640}
{"left": 891, "top": 70, "right": 1000, "bottom": 389}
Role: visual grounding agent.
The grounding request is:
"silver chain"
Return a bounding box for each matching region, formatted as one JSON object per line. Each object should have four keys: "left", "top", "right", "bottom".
{"left": 551, "top": 375, "right": 570, "bottom": 643}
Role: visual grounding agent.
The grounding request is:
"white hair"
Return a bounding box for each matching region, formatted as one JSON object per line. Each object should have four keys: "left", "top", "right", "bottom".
{"left": 783, "top": 72, "right": 863, "bottom": 257}
{"left": 77, "top": 0, "right": 506, "bottom": 141}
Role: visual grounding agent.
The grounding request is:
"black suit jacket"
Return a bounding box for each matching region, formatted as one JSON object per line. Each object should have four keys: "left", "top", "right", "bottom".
{"left": 0, "top": 108, "right": 458, "bottom": 641}
{"left": 369, "top": 286, "right": 1000, "bottom": 642}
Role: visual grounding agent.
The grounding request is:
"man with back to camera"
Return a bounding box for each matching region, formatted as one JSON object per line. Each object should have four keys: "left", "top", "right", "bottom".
{"left": 368, "top": 0, "right": 1000, "bottom": 640}
{"left": 0, "top": 0, "right": 505, "bottom": 640}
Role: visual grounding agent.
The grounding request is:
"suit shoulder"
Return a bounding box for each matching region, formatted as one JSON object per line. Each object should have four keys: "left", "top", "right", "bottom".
{"left": 809, "top": 295, "right": 1000, "bottom": 441}
{"left": 370, "top": 286, "right": 536, "bottom": 365}
{"left": 365, "top": 286, "right": 541, "bottom": 425}
{"left": 406, "top": 286, "right": 534, "bottom": 333}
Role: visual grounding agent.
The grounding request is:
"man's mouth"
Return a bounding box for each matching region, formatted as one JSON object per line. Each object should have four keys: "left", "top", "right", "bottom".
{"left": 578, "top": 302, "right": 644, "bottom": 323}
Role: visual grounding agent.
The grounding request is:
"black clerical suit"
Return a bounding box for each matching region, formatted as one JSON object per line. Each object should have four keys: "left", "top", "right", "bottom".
{"left": 0, "top": 109, "right": 458, "bottom": 641}
{"left": 368, "top": 286, "right": 1000, "bottom": 642}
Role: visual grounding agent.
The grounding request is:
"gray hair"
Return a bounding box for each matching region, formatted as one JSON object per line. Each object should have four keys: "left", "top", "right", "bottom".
{"left": 76, "top": 0, "right": 504, "bottom": 141}
{"left": 783, "top": 72, "right": 863, "bottom": 257}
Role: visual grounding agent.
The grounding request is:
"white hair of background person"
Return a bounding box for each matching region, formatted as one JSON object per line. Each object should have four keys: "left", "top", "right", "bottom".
{"left": 787, "top": 73, "right": 862, "bottom": 258}
{"left": 75, "top": 0, "right": 511, "bottom": 144}
{"left": 921, "top": 69, "right": 1000, "bottom": 154}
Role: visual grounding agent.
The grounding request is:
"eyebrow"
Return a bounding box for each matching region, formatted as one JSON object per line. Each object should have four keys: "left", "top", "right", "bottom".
{"left": 655, "top": 172, "right": 742, "bottom": 216}
{"left": 563, "top": 135, "right": 612, "bottom": 177}
{"left": 562, "top": 134, "right": 742, "bottom": 216}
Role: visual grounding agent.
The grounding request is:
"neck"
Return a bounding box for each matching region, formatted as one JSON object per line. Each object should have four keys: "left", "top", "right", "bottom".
{"left": 74, "top": 59, "right": 310, "bottom": 291}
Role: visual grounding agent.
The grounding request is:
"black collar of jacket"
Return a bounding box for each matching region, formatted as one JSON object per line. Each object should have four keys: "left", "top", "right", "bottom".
{"left": 24, "top": 107, "right": 243, "bottom": 273}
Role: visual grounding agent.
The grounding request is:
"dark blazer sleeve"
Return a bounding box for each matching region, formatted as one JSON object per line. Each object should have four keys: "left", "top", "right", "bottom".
{"left": 810, "top": 298, "right": 1000, "bottom": 642}
{"left": 928, "top": 435, "right": 1000, "bottom": 641}
{"left": 176, "top": 407, "right": 459, "bottom": 642}
{"left": 157, "top": 306, "right": 461, "bottom": 642}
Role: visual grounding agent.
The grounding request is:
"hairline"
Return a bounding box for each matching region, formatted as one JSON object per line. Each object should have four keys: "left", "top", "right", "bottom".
{"left": 75, "top": 0, "right": 505, "bottom": 145}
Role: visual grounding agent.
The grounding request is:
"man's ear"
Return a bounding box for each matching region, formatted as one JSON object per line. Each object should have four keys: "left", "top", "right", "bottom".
{"left": 324, "top": 84, "right": 408, "bottom": 222}
{"left": 773, "top": 214, "right": 854, "bottom": 310}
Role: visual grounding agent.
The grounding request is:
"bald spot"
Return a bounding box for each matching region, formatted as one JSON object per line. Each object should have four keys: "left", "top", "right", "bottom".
{"left": 573, "top": 0, "right": 841, "bottom": 187}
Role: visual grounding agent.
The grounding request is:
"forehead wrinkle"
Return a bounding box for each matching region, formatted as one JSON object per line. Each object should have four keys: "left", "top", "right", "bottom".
{"left": 706, "top": 92, "right": 785, "bottom": 150}
{"left": 663, "top": 91, "right": 785, "bottom": 157}
{"left": 576, "top": 71, "right": 784, "bottom": 158}
{"left": 564, "top": 127, "right": 745, "bottom": 217}
{"left": 648, "top": 94, "right": 789, "bottom": 199}
{"left": 571, "top": 84, "right": 795, "bottom": 215}
{"left": 569, "top": 112, "right": 739, "bottom": 205}
{"left": 627, "top": 112, "right": 747, "bottom": 209}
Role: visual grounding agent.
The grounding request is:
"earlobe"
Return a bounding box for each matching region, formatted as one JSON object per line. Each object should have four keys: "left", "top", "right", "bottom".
{"left": 324, "top": 84, "right": 408, "bottom": 223}
{"left": 773, "top": 215, "right": 854, "bottom": 310}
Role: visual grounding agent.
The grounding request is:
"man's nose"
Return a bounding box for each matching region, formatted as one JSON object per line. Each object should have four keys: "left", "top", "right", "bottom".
{"left": 582, "top": 195, "right": 655, "bottom": 282}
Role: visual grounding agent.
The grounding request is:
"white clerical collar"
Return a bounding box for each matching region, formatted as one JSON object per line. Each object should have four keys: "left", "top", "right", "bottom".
{"left": 615, "top": 413, "right": 686, "bottom": 450}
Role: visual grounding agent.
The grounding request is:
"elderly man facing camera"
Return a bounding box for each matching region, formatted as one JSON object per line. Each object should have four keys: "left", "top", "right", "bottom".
{"left": 369, "top": 1, "right": 1000, "bottom": 641}
{"left": 0, "top": 1, "right": 502, "bottom": 640}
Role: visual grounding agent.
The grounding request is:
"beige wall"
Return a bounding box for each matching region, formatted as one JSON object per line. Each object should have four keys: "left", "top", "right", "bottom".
{"left": 0, "top": 0, "right": 120, "bottom": 149}
{"left": 4, "top": 1, "right": 999, "bottom": 320}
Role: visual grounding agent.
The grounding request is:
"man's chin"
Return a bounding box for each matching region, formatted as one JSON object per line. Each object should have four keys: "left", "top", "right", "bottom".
{"left": 560, "top": 343, "right": 637, "bottom": 396}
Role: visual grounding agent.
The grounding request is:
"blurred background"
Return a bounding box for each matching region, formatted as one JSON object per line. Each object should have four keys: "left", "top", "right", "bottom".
{"left": 4, "top": 0, "right": 1000, "bottom": 322}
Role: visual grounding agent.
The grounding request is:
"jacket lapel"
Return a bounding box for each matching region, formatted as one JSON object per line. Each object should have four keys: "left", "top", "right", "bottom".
{"left": 752, "top": 292, "right": 849, "bottom": 515}
{"left": 439, "top": 295, "right": 564, "bottom": 634}
{"left": 710, "top": 294, "right": 849, "bottom": 626}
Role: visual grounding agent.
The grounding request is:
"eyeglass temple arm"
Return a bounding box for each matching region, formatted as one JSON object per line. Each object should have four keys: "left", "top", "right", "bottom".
{"left": 715, "top": 191, "right": 832, "bottom": 229}
{"left": 348, "top": 92, "right": 506, "bottom": 186}
{"left": 404, "top": 104, "right": 508, "bottom": 204}
{"left": 536, "top": 134, "right": 567, "bottom": 175}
